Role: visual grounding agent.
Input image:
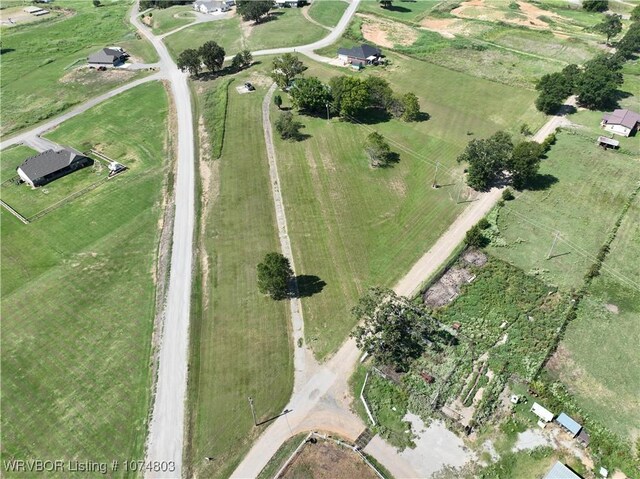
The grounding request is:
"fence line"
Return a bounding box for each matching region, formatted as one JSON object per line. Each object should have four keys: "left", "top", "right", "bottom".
{"left": 1, "top": 200, "right": 29, "bottom": 224}
{"left": 360, "top": 372, "right": 376, "bottom": 426}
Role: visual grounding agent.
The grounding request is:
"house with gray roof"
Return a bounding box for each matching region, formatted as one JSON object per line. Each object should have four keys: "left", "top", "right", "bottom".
{"left": 601, "top": 108, "right": 640, "bottom": 137}
{"left": 337, "top": 44, "right": 382, "bottom": 66}
{"left": 17, "top": 149, "right": 93, "bottom": 187}
{"left": 88, "top": 47, "right": 128, "bottom": 66}
{"left": 543, "top": 461, "right": 583, "bottom": 479}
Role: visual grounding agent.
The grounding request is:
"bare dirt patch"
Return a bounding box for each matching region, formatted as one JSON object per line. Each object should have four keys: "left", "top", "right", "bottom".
{"left": 280, "top": 438, "right": 378, "bottom": 479}
{"left": 451, "top": 0, "right": 563, "bottom": 30}
{"left": 461, "top": 249, "right": 487, "bottom": 267}
{"left": 420, "top": 18, "right": 466, "bottom": 38}
{"left": 423, "top": 249, "right": 486, "bottom": 308}
{"left": 59, "top": 67, "right": 137, "bottom": 86}
{"left": 358, "top": 14, "right": 418, "bottom": 48}
{"left": 605, "top": 303, "right": 619, "bottom": 314}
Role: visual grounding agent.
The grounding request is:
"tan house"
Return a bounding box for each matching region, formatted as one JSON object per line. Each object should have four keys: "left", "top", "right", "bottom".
{"left": 601, "top": 109, "right": 640, "bottom": 137}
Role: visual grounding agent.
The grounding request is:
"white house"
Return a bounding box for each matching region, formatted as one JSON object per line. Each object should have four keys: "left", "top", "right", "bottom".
{"left": 601, "top": 109, "right": 640, "bottom": 137}
{"left": 193, "top": 0, "right": 230, "bottom": 14}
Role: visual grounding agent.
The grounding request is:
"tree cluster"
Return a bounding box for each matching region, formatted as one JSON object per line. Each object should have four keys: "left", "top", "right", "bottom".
{"left": 582, "top": 0, "right": 608, "bottom": 12}
{"left": 351, "top": 288, "right": 436, "bottom": 372}
{"left": 535, "top": 54, "right": 624, "bottom": 113}
{"left": 457, "top": 131, "right": 545, "bottom": 191}
{"left": 177, "top": 41, "right": 226, "bottom": 77}
{"left": 231, "top": 50, "right": 253, "bottom": 71}
{"left": 592, "top": 13, "right": 622, "bottom": 44}
{"left": 275, "top": 111, "right": 304, "bottom": 141}
{"left": 237, "top": 0, "right": 272, "bottom": 23}
{"left": 140, "top": 0, "right": 191, "bottom": 9}
{"left": 270, "top": 54, "right": 308, "bottom": 89}
{"left": 364, "top": 132, "right": 392, "bottom": 167}
{"left": 257, "top": 252, "right": 293, "bottom": 300}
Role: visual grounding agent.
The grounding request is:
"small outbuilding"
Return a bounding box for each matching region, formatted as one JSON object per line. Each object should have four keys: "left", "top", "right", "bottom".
{"left": 17, "top": 149, "right": 93, "bottom": 187}
{"left": 597, "top": 136, "right": 619, "bottom": 149}
{"left": 88, "top": 47, "right": 128, "bottom": 67}
{"left": 601, "top": 109, "right": 640, "bottom": 137}
{"left": 531, "top": 402, "right": 554, "bottom": 423}
{"left": 556, "top": 412, "right": 582, "bottom": 438}
{"left": 544, "top": 461, "right": 583, "bottom": 479}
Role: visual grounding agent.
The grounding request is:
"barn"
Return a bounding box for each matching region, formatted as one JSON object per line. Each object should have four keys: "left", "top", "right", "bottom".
{"left": 17, "top": 149, "right": 93, "bottom": 187}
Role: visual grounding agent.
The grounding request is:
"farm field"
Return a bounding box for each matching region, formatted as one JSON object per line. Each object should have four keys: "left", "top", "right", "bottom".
{"left": 1, "top": 82, "right": 169, "bottom": 472}
{"left": 146, "top": 4, "right": 195, "bottom": 35}
{"left": 307, "top": 0, "right": 349, "bottom": 28}
{"left": 186, "top": 76, "right": 292, "bottom": 479}
{"left": 550, "top": 193, "right": 640, "bottom": 441}
{"left": 1, "top": 0, "right": 158, "bottom": 138}
{"left": 164, "top": 17, "right": 243, "bottom": 59}
{"left": 272, "top": 54, "right": 544, "bottom": 358}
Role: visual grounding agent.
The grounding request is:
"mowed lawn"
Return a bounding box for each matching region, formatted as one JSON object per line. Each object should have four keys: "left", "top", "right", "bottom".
{"left": 187, "top": 78, "right": 293, "bottom": 479}
{"left": 307, "top": 0, "right": 348, "bottom": 28}
{"left": 164, "top": 17, "right": 243, "bottom": 59}
{"left": 1, "top": 0, "right": 157, "bottom": 137}
{"left": 244, "top": 8, "right": 327, "bottom": 51}
{"left": 551, "top": 192, "right": 640, "bottom": 441}
{"left": 272, "top": 55, "right": 544, "bottom": 358}
{"left": 1, "top": 82, "right": 169, "bottom": 474}
{"left": 148, "top": 5, "right": 196, "bottom": 35}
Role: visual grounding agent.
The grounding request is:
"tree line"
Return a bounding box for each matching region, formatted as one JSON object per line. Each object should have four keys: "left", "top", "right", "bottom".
{"left": 535, "top": 13, "right": 640, "bottom": 114}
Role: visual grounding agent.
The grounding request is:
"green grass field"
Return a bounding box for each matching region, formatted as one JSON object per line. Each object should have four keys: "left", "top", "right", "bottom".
{"left": 271, "top": 54, "right": 544, "bottom": 358}
{"left": 164, "top": 17, "right": 243, "bottom": 59}
{"left": 551, "top": 193, "right": 640, "bottom": 441}
{"left": 187, "top": 76, "right": 293, "bottom": 479}
{"left": 357, "top": 0, "right": 434, "bottom": 23}
{"left": 1, "top": 82, "right": 169, "bottom": 475}
{"left": 1, "top": 0, "right": 158, "bottom": 138}
{"left": 147, "top": 5, "right": 195, "bottom": 35}
{"left": 488, "top": 122, "right": 640, "bottom": 291}
{"left": 244, "top": 8, "right": 326, "bottom": 51}
{"left": 307, "top": 0, "right": 348, "bottom": 28}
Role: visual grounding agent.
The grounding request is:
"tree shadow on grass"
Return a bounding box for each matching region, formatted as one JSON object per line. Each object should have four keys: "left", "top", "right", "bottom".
{"left": 378, "top": 151, "right": 400, "bottom": 168}
{"left": 384, "top": 5, "right": 411, "bottom": 12}
{"left": 349, "top": 108, "right": 392, "bottom": 125}
{"left": 0, "top": 48, "right": 15, "bottom": 55}
{"left": 295, "top": 275, "right": 326, "bottom": 298}
{"left": 525, "top": 173, "right": 558, "bottom": 191}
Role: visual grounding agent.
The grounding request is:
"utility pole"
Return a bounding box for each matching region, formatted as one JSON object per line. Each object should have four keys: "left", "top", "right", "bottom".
{"left": 432, "top": 162, "right": 439, "bottom": 189}
{"left": 546, "top": 231, "right": 560, "bottom": 260}
{"left": 325, "top": 101, "right": 330, "bottom": 121}
{"left": 247, "top": 396, "right": 257, "bottom": 426}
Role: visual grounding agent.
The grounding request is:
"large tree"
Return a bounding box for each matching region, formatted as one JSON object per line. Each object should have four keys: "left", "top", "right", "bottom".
{"left": 199, "top": 41, "right": 225, "bottom": 74}
{"left": 236, "top": 0, "right": 272, "bottom": 23}
{"left": 290, "top": 77, "right": 332, "bottom": 115}
{"left": 329, "top": 76, "right": 370, "bottom": 119}
{"left": 534, "top": 70, "right": 574, "bottom": 113}
{"left": 364, "top": 131, "right": 391, "bottom": 167}
{"left": 507, "top": 141, "right": 543, "bottom": 189}
{"left": 582, "top": 0, "right": 608, "bottom": 12}
{"left": 593, "top": 13, "right": 622, "bottom": 44}
{"left": 575, "top": 55, "right": 623, "bottom": 109}
{"left": 257, "top": 252, "right": 293, "bottom": 300}
{"left": 271, "top": 53, "right": 307, "bottom": 89}
{"left": 457, "top": 131, "right": 513, "bottom": 191}
{"left": 275, "top": 111, "right": 304, "bottom": 141}
{"left": 401, "top": 92, "right": 420, "bottom": 122}
{"left": 231, "top": 50, "right": 253, "bottom": 71}
{"left": 351, "top": 288, "right": 435, "bottom": 371}
{"left": 177, "top": 49, "right": 201, "bottom": 77}
{"left": 365, "top": 76, "right": 394, "bottom": 110}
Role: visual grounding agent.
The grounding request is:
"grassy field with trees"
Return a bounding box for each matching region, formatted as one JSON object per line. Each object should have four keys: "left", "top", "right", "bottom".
{"left": 1, "top": 0, "right": 157, "bottom": 137}
{"left": 146, "top": 4, "right": 195, "bottom": 35}
{"left": 1, "top": 82, "right": 169, "bottom": 473}
{"left": 164, "top": 17, "right": 243, "bottom": 60}
{"left": 186, "top": 76, "right": 293, "bottom": 479}
{"left": 271, "top": 54, "right": 544, "bottom": 358}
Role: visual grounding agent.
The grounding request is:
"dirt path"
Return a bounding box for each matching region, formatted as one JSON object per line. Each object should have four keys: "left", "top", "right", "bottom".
{"left": 301, "top": 4, "right": 331, "bottom": 31}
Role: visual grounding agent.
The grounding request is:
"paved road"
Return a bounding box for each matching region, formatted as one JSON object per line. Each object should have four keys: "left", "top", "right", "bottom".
{"left": 231, "top": 95, "right": 577, "bottom": 478}
{"left": 128, "top": 5, "right": 196, "bottom": 479}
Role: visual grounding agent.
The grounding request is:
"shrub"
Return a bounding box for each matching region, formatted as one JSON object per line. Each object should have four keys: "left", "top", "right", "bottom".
{"left": 502, "top": 188, "right": 515, "bottom": 201}
{"left": 477, "top": 218, "right": 490, "bottom": 230}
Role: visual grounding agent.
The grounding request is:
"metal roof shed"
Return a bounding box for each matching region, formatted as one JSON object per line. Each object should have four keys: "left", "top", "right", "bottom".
{"left": 531, "top": 402, "right": 554, "bottom": 422}
{"left": 544, "top": 461, "right": 583, "bottom": 479}
{"left": 556, "top": 412, "right": 582, "bottom": 437}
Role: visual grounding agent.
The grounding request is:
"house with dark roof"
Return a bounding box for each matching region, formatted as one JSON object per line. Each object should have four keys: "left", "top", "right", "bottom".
{"left": 601, "top": 108, "right": 640, "bottom": 137}
{"left": 88, "top": 47, "right": 128, "bottom": 67}
{"left": 337, "top": 44, "right": 382, "bottom": 67}
{"left": 17, "top": 149, "right": 93, "bottom": 187}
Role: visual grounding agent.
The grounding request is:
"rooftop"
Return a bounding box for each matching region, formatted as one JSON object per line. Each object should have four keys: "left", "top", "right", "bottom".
{"left": 18, "top": 149, "right": 84, "bottom": 181}
{"left": 556, "top": 412, "right": 582, "bottom": 436}
{"left": 544, "top": 461, "right": 583, "bottom": 479}
{"left": 602, "top": 109, "right": 640, "bottom": 129}
{"left": 337, "top": 44, "right": 381, "bottom": 60}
